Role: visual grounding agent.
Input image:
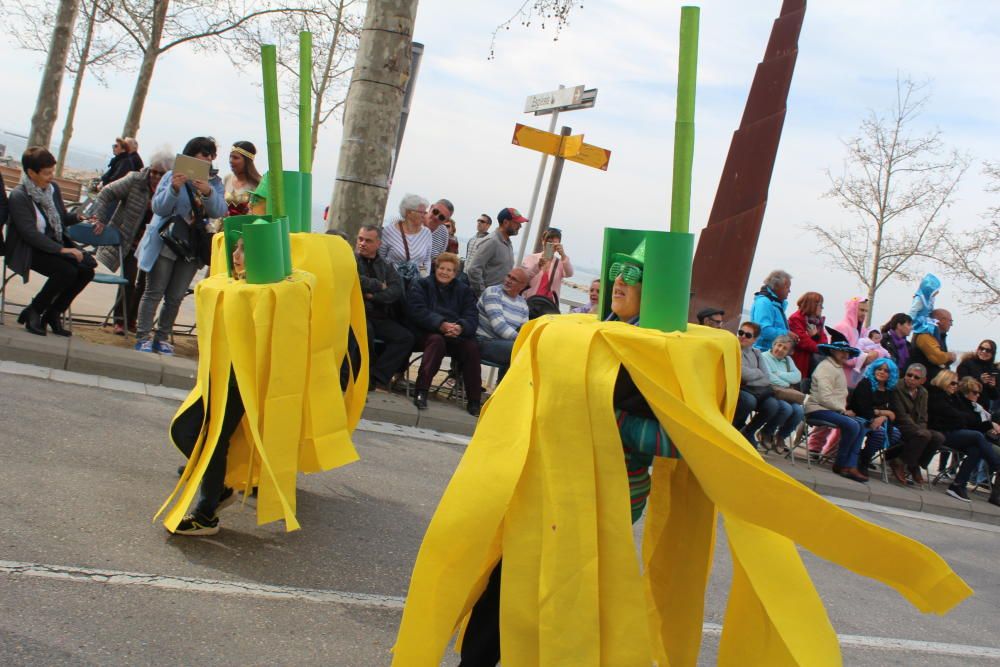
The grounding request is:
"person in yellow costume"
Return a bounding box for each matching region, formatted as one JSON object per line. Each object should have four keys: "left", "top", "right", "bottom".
{"left": 392, "top": 237, "right": 972, "bottom": 667}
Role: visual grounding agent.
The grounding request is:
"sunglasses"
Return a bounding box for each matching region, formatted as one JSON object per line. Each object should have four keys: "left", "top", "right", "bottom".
{"left": 904, "top": 373, "right": 923, "bottom": 379}
{"left": 948, "top": 381, "right": 959, "bottom": 387}
{"left": 608, "top": 262, "right": 642, "bottom": 285}
{"left": 737, "top": 330, "right": 755, "bottom": 339}
{"left": 979, "top": 347, "right": 994, "bottom": 353}
{"left": 431, "top": 207, "right": 447, "bottom": 222}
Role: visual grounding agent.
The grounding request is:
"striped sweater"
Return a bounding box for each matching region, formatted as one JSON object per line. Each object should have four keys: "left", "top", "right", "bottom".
{"left": 476, "top": 284, "right": 529, "bottom": 341}
{"left": 616, "top": 409, "right": 681, "bottom": 523}
{"left": 379, "top": 220, "right": 433, "bottom": 276}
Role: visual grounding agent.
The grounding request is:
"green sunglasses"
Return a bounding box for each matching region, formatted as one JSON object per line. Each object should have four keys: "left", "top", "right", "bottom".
{"left": 608, "top": 262, "right": 643, "bottom": 285}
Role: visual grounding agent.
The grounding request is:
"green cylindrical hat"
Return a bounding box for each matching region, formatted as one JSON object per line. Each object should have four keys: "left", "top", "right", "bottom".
{"left": 611, "top": 238, "right": 646, "bottom": 267}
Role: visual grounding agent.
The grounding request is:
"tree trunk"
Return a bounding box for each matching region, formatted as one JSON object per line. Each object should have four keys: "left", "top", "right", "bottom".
{"left": 866, "top": 222, "right": 884, "bottom": 327}
{"left": 311, "top": 0, "right": 347, "bottom": 160}
{"left": 27, "top": 0, "right": 80, "bottom": 149}
{"left": 121, "top": 0, "right": 169, "bottom": 138}
{"left": 328, "top": 0, "right": 418, "bottom": 239}
{"left": 56, "top": 0, "right": 99, "bottom": 177}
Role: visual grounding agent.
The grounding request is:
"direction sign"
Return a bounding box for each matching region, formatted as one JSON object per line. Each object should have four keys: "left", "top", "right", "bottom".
{"left": 524, "top": 85, "right": 584, "bottom": 114}
{"left": 512, "top": 123, "right": 611, "bottom": 171}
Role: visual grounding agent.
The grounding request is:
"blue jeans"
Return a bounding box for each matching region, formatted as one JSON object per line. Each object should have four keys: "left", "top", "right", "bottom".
{"left": 733, "top": 390, "right": 756, "bottom": 428}
{"left": 744, "top": 396, "right": 780, "bottom": 442}
{"left": 773, "top": 401, "right": 804, "bottom": 439}
{"left": 477, "top": 336, "right": 515, "bottom": 382}
{"left": 807, "top": 410, "right": 866, "bottom": 469}
{"left": 943, "top": 430, "right": 1000, "bottom": 487}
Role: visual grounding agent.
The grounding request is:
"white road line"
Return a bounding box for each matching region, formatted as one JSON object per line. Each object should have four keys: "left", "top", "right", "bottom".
{"left": 3, "top": 559, "right": 999, "bottom": 659}
{"left": 830, "top": 497, "right": 1000, "bottom": 535}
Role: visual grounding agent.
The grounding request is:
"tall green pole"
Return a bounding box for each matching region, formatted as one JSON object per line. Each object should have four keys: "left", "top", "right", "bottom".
{"left": 670, "top": 6, "right": 699, "bottom": 234}
{"left": 261, "top": 44, "right": 286, "bottom": 219}
{"left": 299, "top": 31, "right": 313, "bottom": 173}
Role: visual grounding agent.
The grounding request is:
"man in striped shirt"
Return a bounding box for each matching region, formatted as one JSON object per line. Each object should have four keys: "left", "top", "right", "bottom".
{"left": 476, "top": 268, "right": 530, "bottom": 382}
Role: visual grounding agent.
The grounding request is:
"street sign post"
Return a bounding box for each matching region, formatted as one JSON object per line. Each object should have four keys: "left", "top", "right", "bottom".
{"left": 524, "top": 85, "right": 584, "bottom": 114}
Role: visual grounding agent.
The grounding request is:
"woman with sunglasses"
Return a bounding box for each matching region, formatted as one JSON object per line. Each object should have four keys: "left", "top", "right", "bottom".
{"left": 927, "top": 370, "right": 1000, "bottom": 504}
{"left": 90, "top": 151, "right": 175, "bottom": 335}
{"left": 734, "top": 321, "right": 785, "bottom": 451}
{"left": 957, "top": 339, "right": 998, "bottom": 412}
{"left": 133, "top": 136, "right": 226, "bottom": 355}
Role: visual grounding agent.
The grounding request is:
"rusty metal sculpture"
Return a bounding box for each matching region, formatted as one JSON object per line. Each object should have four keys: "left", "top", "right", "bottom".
{"left": 688, "top": 0, "right": 806, "bottom": 329}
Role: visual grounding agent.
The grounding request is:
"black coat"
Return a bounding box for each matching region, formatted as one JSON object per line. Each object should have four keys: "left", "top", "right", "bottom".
{"left": 406, "top": 275, "right": 478, "bottom": 338}
{"left": 356, "top": 253, "right": 404, "bottom": 320}
{"left": 927, "top": 385, "right": 983, "bottom": 433}
{"left": 0, "top": 179, "right": 8, "bottom": 255}
{"left": 957, "top": 356, "right": 999, "bottom": 410}
{"left": 101, "top": 152, "right": 132, "bottom": 186}
{"left": 5, "top": 183, "right": 82, "bottom": 280}
{"left": 848, "top": 379, "right": 892, "bottom": 421}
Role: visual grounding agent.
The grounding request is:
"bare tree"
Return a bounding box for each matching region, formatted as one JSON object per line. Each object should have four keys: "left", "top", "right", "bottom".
{"left": 97, "top": 0, "right": 325, "bottom": 138}
{"left": 489, "top": 0, "right": 582, "bottom": 59}
{"left": 23, "top": 0, "right": 80, "bottom": 148}
{"left": 222, "top": 0, "right": 364, "bottom": 163}
{"left": 805, "top": 77, "right": 969, "bottom": 324}
{"left": 937, "top": 163, "right": 1000, "bottom": 317}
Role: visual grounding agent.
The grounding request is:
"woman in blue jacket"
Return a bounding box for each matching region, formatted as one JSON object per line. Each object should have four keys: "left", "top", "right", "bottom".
{"left": 133, "top": 137, "right": 226, "bottom": 355}
{"left": 407, "top": 252, "right": 482, "bottom": 415}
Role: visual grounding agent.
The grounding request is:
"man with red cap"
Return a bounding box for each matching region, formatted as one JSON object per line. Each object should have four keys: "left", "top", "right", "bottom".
{"left": 466, "top": 207, "right": 527, "bottom": 296}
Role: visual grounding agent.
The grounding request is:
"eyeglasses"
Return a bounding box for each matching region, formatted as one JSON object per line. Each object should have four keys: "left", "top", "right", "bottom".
{"left": 737, "top": 330, "right": 755, "bottom": 339}
{"left": 979, "top": 347, "right": 994, "bottom": 353}
{"left": 431, "top": 207, "right": 447, "bottom": 222}
{"left": 608, "top": 262, "right": 642, "bottom": 285}
{"left": 904, "top": 373, "right": 923, "bottom": 379}
{"left": 477, "top": 218, "right": 490, "bottom": 225}
{"left": 709, "top": 317, "right": 724, "bottom": 326}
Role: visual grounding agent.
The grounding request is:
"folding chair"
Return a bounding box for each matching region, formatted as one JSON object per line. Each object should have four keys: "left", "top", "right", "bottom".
{"left": 0, "top": 254, "right": 22, "bottom": 325}
{"left": 930, "top": 446, "right": 966, "bottom": 486}
{"left": 787, "top": 414, "right": 841, "bottom": 468}
{"left": 65, "top": 223, "right": 130, "bottom": 329}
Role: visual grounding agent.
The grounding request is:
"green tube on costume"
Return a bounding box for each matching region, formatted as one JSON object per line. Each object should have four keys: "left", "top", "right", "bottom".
{"left": 261, "top": 45, "right": 286, "bottom": 220}
{"left": 670, "top": 6, "right": 699, "bottom": 235}
{"left": 299, "top": 31, "right": 313, "bottom": 174}
{"left": 244, "top": 218, "right": 285, "bottom": 284}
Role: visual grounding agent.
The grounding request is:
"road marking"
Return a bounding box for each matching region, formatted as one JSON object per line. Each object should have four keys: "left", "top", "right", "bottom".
{"left": 830, "top": 497, "right": 1000, "bottom": 535}
{"left": 3, "top": 559, "right": 999, "bottom": 659}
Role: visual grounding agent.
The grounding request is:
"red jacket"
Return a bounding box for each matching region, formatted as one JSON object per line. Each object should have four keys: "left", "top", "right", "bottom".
{"left": 788, "top": 310, "right": 828, "bottom": 378}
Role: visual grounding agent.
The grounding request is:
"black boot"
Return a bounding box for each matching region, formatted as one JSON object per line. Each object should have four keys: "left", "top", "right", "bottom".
{"left": 413, "top": 390, "right": 428, "bottom": 410}
{"left": 42, "top": 310, "right": 72, "bottom": 337}
{"left": 17, "top": 306, "right": 46, "bottom": 336}
{"left": 990, "top": 475, "right": 1000, "bottom": 508}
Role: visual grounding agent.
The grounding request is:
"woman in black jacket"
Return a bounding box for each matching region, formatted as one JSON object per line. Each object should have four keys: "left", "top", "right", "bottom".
{"left": 5, "top": 147, "right": 94, "bottom": 336}
{"left": 407, "top": 252, "right": 482, "bottom": 415}
{"left": 850, "top": 359, "right": 906, "bottom": 484}
{"left": 927, "top": 370, "right": 1000, "bottom": 504}
{"left": 956, "top": 340, "right": 998, "bottom": 411}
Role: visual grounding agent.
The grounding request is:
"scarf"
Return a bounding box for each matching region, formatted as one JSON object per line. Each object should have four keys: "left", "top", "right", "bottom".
{"left": 20, "top": 172, "right": 63, "bottom": 242}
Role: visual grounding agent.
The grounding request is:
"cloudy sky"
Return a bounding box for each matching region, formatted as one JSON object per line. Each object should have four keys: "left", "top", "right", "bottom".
{"left": 2, "top": 0, "right": 998, "bottom": 350}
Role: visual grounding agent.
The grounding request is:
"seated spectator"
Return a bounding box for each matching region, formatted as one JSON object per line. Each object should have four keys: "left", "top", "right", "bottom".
{"left": 696, "top": 307, "right": 725, "bottom": 328}
{"left": 5, "top": 146, "right": 95, "bottom": 337}
{"left": 879, "top": 313, "right": 913, "bottom": 370}
{"left": 521, "top": 227, "right": 574, "bottom": 302}
{"left": 476, "top": 268, "right": 530, "bottom": 382}
{"left": 788, "top": 291, "right": 827, "bottom": 378}
{"left": 910, "top": 308, "right": 956, "bottom": 382}
{"left": 850, "top": 359, "right": 905, "bottom": 483}
{"left": 408, "top": 252, "right": 482, "bottom": 416}
{"left": 750, "top": 269, "right": 792, "bottom": 351}
{"left": 444, "top": 218, "right": 459, "bottom": 255}
{"left": 804, "top": 341, "right": 868, "bottom": 483}
{"left": 465, "top": 214, "right": 492, "bottom": 263}
{"left": 425, "top": 198, "right": 454, "bottom": 260}
{"left": 761, "top": 334, "right": 805, "bottom": 453}
{"left": 91, "top": 150, "right": 174, "bottom": 335}
{"left": 891, "top": 363, "right": 945, "bottom": 485}
{"left": 100, "top": 137, "right": 130, "bottom": 187}
{"left": 957, "top": 339, "right": 998, "bottom": 412}
{"left": 134, "top": 136, "right": 225, "bottom": 355}
{"left": 380, "top": 193, "right": 433, "bottom": 279}
{"left": 355, "top": 224, "right": 413, "bottom": 392}
{"left": 570, "top": 278, "right": 601, "bottom": 314}
{"left": 733, "top": 321, "right": 783, "bottom": 450}
{"left": 0, "top": 178, "right": 9, "bottom": 255}
{"left": 927, "top": 370, "right": 1000, "bottom": 504}
{"left": 123, "top": 137, "right": 143, "bottom": 171}
{"left": 466, "top": 207, "right": 525, "bottom": 296}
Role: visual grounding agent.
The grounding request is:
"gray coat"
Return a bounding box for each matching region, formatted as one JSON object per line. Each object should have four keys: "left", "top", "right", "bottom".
{"left": 4, "top": 183, "right": 81, "bottom": 281}
{"left": 465, "top": 230, "right": 513, "bottom": 296}
{"left": 94, "top": 168, "right": 154, "bottom": 271}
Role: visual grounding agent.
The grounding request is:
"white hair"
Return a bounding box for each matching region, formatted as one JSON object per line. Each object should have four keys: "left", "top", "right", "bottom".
{"left": 147, "top": 149, "right": 174, "bottom": 172}
{"left": 764, "top": 269, "right": 792, "bottom": 290}
{"left": 398, "top": 193, "right": 429, "bottom": 218}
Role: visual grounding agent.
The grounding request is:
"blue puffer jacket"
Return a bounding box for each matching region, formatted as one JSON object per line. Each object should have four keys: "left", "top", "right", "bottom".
{"left": 134, "top": 170, "right": 226, "bottom": 272}
{"left": 750, "top": 286, "right": 789, "bottom": 351}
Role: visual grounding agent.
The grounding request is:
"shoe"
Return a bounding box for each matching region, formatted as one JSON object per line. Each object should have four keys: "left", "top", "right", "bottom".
{"left": 946, "top": 484, "right": 971, "bottom": 502}
{"left": 135, "top": 339, "right": 154, "bottom": 353}
{"left": 889, "top": 459, "right": 909, "bottom": 486}
{"left": 217, "top": 487, "right": 238, "bottom": 512}
{"left": 413, "top": 390, "right": 428, "bottom": 410}
{"left": 771, "top": 435, "right": 789, "bottom": 455}
{"left": 908, "top": 465, "right": 925, "bottom": 485}
{"left": 757, "top": 431, "right": 774, "bottom": 452}
{"left": 989, "top": 488, "right": 1000, "bottom": 508}
{"left": 113, "top": 323, "right": 126, "bottom": 336}
{"left": 466, "top": 402, "right": 481, "bottom": 417}
{"left": 172, "top": 511, "right": 220, "bottom": 536}
{"left": 17, "top": 306, "right": 46, "bottom": 336}
{"left": 42, "top": 310, "right": 71, "bottom": 337}
{"left": 938, "top": 470, "right": 954, "bottom": 481}
{"left": 833, "top": 466, "right": 868, "bottom": 484}
{"left": 154, "top": 340, "right": 174, "bottom": 356}
{"left": 177, "top": 464, "right": 186, "bottom": 477}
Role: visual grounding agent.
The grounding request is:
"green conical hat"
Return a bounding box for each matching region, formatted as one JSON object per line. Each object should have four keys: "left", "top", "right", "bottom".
{"left": 611, "top": 238, "right": 646, "bottom": 268}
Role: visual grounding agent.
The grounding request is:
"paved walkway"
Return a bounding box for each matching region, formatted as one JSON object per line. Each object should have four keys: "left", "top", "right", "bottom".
{"left": 2, "top": 320, "right": 998, "bottom": 526}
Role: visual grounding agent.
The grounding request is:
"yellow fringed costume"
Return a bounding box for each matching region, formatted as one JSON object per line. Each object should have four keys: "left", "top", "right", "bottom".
{"left": 156, "top": 233, "right": 368, "bottom": 532}
{"left": 393, "top": 315, "right": 971, "bottom": 666}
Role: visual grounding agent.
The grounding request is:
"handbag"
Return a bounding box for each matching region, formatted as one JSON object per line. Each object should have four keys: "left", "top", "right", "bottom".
{"left": 394, "top": 221, "right": 421, "bottom": 282}
{"left": 159, "top": 184, "right": 210, "bottom": 263}
{"left": 772, "top": 385, "right": 806, "bottom": 404}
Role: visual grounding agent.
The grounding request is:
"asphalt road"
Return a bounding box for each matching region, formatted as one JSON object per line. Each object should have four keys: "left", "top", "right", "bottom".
{"left": 1, "top": 373, "right": 998, "bottom": 666}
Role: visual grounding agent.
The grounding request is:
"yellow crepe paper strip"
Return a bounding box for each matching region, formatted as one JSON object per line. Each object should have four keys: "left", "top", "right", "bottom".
{"left": 156, "top": 233, "right": 368, "bottom": 532}
{"left": 393, "top": 316, "right": 971, "bottom": 666}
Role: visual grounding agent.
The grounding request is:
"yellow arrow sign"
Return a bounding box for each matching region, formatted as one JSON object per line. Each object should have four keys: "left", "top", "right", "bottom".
{"left": 512, "top": 123, "right": 610, "bottom": 170}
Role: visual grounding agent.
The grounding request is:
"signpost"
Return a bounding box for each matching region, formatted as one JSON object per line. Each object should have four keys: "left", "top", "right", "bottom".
{"left": 515, "top": 84, "right": 601, "bottom": 262}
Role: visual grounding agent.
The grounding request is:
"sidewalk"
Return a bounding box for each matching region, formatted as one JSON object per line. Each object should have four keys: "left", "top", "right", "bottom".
{"left": 2, "top": 320, "right": 998, "bottom": 525}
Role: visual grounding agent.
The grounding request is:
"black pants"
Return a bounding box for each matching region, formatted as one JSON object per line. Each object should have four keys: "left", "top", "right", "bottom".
{"left": 459, "top": 561, "right": 502, "bottom": 667}
{"left": 368, "top": 317, "right": 414, "bottom": 387}
{"left": 29, "top": 251, "right": 95, "bottom": 314}
{"left": 171, "top": 371, "right": 245, "bottom": 517}
{"left": 112, "top": 254, "right": 144, "bottom": 327}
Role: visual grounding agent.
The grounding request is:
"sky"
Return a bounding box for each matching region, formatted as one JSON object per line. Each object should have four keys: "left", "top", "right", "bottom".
{"left": 2, "top": 0, "right": 999, "bottom": 351}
